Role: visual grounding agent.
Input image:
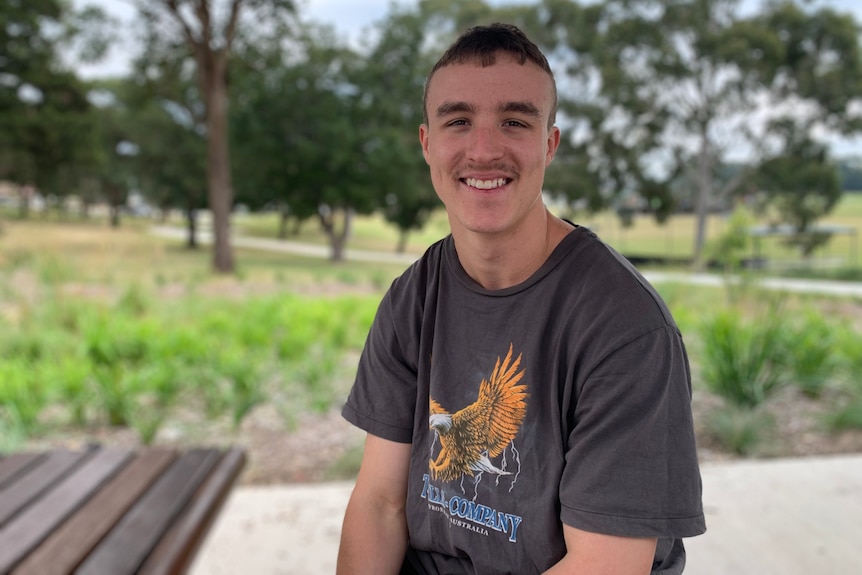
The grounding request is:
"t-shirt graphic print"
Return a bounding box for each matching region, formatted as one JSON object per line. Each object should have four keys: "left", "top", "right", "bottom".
{"left": 419, "top": 344, "right": 529, "bottom": 548}
{"left": 427, "top": 343, "right": 528, "bottom": 483}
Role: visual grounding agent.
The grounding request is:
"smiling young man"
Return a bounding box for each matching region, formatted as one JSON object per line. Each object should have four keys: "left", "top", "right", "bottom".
{"left": 337, "top": 23, "right": 705, "bottom": 574}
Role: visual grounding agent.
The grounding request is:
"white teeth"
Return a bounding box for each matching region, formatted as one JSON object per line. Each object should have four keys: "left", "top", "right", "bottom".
{"left": 465, "top": 178, "right": 507, "bottom": 190}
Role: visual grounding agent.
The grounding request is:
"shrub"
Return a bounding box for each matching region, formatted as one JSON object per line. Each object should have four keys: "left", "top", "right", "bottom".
{"left": 40, "top": 355, "right": 95, "bottom": 426}
{"left": 0, "top": 359, "right": 47, "bottom": 433}
{"left": 699, "top": 304, "right": 787, "bottom": 408}
{"left": 824, "top": 400, "right": 862, "bottom": 431}
{"left": 783, "top": 310, "right": 842, "bottom": 398}
{"left": 705, "top": 404, "right": 774, "bottom": 455}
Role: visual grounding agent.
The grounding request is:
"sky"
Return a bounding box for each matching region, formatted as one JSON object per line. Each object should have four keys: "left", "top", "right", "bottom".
{"left": 69, "top": 0, "right": 862, "bottom": 156}
{"left": 72, "top": 0, "right": 862, "bottom": 78}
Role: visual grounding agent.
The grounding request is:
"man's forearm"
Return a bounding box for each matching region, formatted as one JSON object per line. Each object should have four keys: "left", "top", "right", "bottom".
{"left": 336, "top": 493, "right": 409, "bottom": 574}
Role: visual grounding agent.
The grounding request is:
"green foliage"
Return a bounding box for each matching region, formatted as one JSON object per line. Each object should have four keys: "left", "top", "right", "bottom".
{"left": 835, "top": 325, "right": 862, "bottom": 382}
{"left": 215, "top": 346, "right": 268, "bottom": 430}
{"left": 824, "top": 400, "right": 862, "bottom": 431}
{"left": 0, "top": 284, "right": 380, "bottom": 443}
{"left": 0, "top": 359, "right": 47, "bottom": 433}
{"left": 825, "top": 327, "right": 862, "bottom": 431}
{"left": 754, "top": 131, "right": 843, "bottom": 256}
{"left": 324, "top": 443, "right": 365, "bottom": 481}
{"left": 36, "top": 255, "right": 76, "bottom": 286}
{"left": 705, "top": 405, "right": 775, "bottom": 456}
{"left": 783, "top": 310, "right": 842, "bottom": 398}
{"left": 39, "top": 355, "right": 94, "bottom": 426}
{"left": 707, "top": 205, "right": 754, "bottom": 273}
{"left": 699, "top": 302, "right": 787, "bottom": 407}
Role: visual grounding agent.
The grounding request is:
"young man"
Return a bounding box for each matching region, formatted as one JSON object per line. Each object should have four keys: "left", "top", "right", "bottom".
{"left": 337, "top": 23, "right": 705, "bottom": 574}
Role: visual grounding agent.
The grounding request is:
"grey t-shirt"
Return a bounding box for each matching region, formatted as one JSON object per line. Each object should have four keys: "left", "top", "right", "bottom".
{"left": 343, "top": 227, "right": 706, "bottom": 574}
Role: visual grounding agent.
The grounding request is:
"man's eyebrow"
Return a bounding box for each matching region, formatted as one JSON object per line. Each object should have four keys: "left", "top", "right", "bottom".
{"left": 500, "top": 101, "right": 541, "bottom": 118}
{"left": 434, "top": 100, "right": 542, "bottom": 119}
{"left": 435, "top": 101, "right": 475, "bottom": 118}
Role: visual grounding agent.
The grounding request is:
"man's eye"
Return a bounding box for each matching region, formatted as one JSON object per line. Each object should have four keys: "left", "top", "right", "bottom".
{"left": 448, "top": 119, "right": 468, "bottom": 126}
{"left": 504, "top": 120, "right": 526, "bottom": 127}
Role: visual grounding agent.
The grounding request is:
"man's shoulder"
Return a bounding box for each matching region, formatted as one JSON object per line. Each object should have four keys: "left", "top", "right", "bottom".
{"left": 389, "top": 236, "right": 451, "bottom": 295}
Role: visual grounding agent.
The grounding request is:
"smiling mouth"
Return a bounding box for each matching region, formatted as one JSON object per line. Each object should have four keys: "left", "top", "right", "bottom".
{"left": 463, "top": 177, "right": 511, "bottom": 190}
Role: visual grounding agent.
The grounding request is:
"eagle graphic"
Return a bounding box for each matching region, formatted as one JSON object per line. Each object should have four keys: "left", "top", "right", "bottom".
{"left": 428, "top": 344, "right": 528, "bottom": 482}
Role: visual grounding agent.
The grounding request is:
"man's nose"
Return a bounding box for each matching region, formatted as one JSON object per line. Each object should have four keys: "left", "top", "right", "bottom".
{"left": 466, "top": 127, "right": 503, "bottom": 162}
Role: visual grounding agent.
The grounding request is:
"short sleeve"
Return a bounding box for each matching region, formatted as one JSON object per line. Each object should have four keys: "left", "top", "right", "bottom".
{"left": 559, "top": 326, "right": 706, "bottom": 538}
{"left": 342, "top": 290, "right": 418, "bottom": 444}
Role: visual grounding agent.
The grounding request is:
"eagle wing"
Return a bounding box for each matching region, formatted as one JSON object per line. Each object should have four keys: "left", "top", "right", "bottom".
{"left": 429, "top": 345, "right": 528, "bottom": 481}
{"left": 429, "top": 397, "right": 446, "bottom": 416}
{"left": 452, "top": 344, "right": 528, "bottom": 458}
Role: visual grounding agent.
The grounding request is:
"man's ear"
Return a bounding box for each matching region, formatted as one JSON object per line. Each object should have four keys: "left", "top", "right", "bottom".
{"left": 546, "top": 126, "right": 561, "bottom": 167}
{"left": 419, "top": 124, "right": 431, "bottom": 165}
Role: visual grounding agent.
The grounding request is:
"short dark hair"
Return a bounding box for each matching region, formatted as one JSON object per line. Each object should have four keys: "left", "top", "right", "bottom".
{"left": 422, "top": 23, "right": 557, "bottom": 129}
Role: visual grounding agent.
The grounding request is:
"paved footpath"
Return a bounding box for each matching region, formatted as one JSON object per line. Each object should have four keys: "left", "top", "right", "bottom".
{"left": 152, "top": 226, "right": 862, "bottom": 298}
{"left": 190, "top": 453, "right": 862, "bottom": 575}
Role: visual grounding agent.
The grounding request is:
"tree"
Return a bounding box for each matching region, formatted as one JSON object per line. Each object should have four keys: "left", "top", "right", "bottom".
{"left": 537, "top": 0, "right": 862, "bottom": 267}
{"left": 86, "top": 85, "right": 134, "bottom": 227}
{"left": 838, "top": 157, "right": 862, "bottom": 192}
{"left": 0, "top": 0, "right": 106, "bottom": 216}
{"left": 134, "top": 0, "right": 295, "bottom": 273}
{"left": 121, "top": 44, "right": 209, "bottom": 246}
{"left": 754, "top": 123, "right": 842, "bottom": 257}
{"left": 356, "top": 7, "right": 439, "bottom": 253}
{"left": 230, "top": 23, "right": 375, "bottom": 260}
{"left": 229, "top": 24, "right": 334, "bottom": 240}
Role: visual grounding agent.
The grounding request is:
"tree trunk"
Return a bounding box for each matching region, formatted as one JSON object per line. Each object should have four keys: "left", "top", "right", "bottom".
{"left": 397, "top": 230, "right": 409, "bottom": 253}
{"left": 692, "top": 133, "right": 712, "bottom": 270}
{"left": 18, "top": 188, "right": 31, "bottom": 219}
{"left": 186, "top": 206, "right": 198, "bottom": 249}
{"left": 110, "top": 205, "right": 121, "bottom": 228}
{"left": 320, "top": 207, "right": 353, "bottom": 262}
{"left": 278, "top": 203, "right": 289, "bottom": 240}
{"left": 204, "top": 55, "right": 235, "bottom": 273}
{"left": 104, "top": 183, "right": 122, "bottom": 228}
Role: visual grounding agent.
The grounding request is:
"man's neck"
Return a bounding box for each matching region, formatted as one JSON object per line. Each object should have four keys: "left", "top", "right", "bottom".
{"left": 451, "top": 208, "right": 573, "bottom": 290}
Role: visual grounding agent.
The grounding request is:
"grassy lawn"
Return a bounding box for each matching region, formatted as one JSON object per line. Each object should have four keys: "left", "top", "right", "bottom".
{"left": 1, "top": 197, "right": 861, "bottom": 468}
{"left": 234, "top": 192, "right": 862, "bottom": 272}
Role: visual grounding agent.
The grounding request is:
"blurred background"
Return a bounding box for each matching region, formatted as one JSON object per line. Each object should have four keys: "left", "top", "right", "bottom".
{"left": 1, "top": 0, "right": 862, "bottom": 509}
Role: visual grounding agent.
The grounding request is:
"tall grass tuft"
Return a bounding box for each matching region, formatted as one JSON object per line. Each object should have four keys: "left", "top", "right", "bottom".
{"left": 783, "top": 310, "right": 842, "bottom": 398}
{"left": 705, "top": 405, "right": 775, "bottom": 455}
{"left": 699, "top": 302, "right": 787, "bottom": 408}
{"left": 0, "top": 359, "right": 47, "bottom": 433}
{"left": 825, "top": 327, "right": 862, "bottom": 431}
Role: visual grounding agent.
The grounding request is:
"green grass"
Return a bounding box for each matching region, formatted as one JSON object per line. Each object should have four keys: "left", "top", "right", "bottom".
{"left": 234, "top": 191, "right": 862, "bottom": 269}
{"left": 3, "top": 198, "right": 862, "bottom": 457}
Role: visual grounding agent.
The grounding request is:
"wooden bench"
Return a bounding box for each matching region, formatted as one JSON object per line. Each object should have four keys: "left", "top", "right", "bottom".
{"left": 0, "top": 445, "right": 246, "bottom": 575}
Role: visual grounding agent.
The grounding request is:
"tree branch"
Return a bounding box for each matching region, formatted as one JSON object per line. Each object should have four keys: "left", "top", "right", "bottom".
{"left": 195, "top": 0, "right": 211, "bottom": 49}
{"left": 163, "top": 0, "right": 199, "bottom": 49}
{"left": 223, "top": 0, "right": 244, "bottom": 52}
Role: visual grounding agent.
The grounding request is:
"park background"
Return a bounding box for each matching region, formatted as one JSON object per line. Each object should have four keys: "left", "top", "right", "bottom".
{"left": 3, "top": 2, "right": 862, "bottom": 564}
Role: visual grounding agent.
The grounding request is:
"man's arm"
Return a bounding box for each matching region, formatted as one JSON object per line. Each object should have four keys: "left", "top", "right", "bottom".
{"left": 336, "top": 433, "right": 412, "bottom": 574}
{"left": 543, "top": 524, "right": 657, "bottom": 575}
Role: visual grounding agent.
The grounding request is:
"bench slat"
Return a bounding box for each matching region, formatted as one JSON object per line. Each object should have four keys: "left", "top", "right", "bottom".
{"left": 0, "top": 451, "right": 89, "bottom": 527}
{"left": 0, "top": 449, "right": 133, "bottom": 573}
{"left": 12, "top": 449, "right": 177, "bottom": 575}
{"left": 0, "top": 454, "right": 44, "bottom": 491}
{"left": 75, "top": 449, "right": 220, "bottom": 575}
{"left": 138, "top": 447, "right": 247, "bottom": 575}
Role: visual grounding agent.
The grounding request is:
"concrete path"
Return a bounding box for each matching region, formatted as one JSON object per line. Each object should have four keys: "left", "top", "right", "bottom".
{"left": 190, "top": 454, "right": 862, "bottom": 575}
{"left": 151, "top": 225, "right": 862, "bottom": 298}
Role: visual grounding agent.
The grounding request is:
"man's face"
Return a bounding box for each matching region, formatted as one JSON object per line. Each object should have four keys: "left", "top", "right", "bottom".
{"left": 420, "top": 54, "right": 560, "bottom": 238}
